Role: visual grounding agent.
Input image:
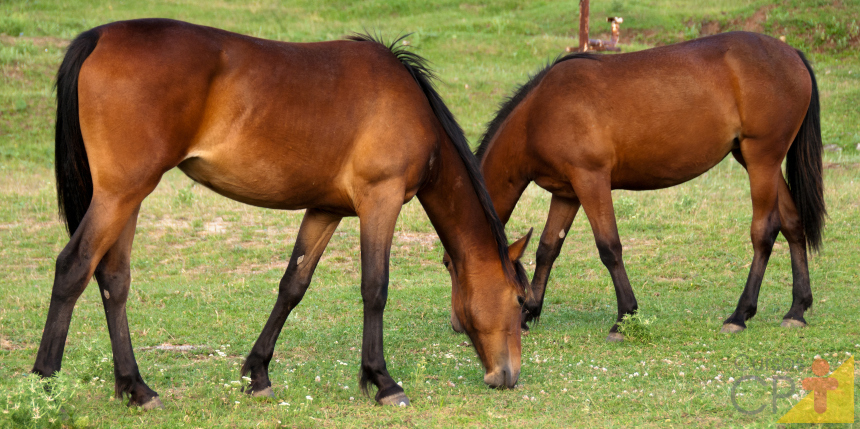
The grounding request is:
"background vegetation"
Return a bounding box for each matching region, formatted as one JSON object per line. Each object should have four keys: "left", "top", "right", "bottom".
{"left": 1, "top": 0, "right": 858, "bottom": 427}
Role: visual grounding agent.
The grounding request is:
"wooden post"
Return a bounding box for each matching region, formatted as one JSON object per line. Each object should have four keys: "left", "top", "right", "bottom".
{"left": 579, "top": 0, "right": 590, "bottom": 52}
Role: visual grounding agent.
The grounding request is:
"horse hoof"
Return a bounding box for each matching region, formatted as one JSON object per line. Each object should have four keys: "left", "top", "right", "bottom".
{"left": 720, "top": 323, "right": 745, "bottom": 334}
{"left": 251, "top": 387, "right": 275, "bottom": 398}
{"left": 781, "top": 319, "right": 806, "bottom": 329}
{"left": 378, "top": 392, "right": 410, "bottom": 407}
{"left": 606, "top": 332, "right": 624, "bottom": 342}
{"left": 141, "top": 397, "right": 164, "bottom": 410}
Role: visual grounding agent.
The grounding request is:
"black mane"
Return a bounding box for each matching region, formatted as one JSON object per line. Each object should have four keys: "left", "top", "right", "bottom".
{"left": 475, "top": 52, "right": 600, "bottom": 161}
{"left": 348, "top": 32, "right": 522, "bottom": 286}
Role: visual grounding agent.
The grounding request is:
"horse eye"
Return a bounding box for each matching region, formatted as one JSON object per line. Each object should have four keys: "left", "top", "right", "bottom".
{"left": 517, "top": 296, "right": 525, "bottom": 306}
{"left": 442, "top": 260, "right": 450, "bottom": 268}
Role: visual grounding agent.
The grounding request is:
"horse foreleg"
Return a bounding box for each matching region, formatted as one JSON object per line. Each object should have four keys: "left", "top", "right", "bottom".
{"left": 92, "top": 206, "right": 160, "bottom": 409}
{"left": 573, "top": 173, "right": 638, "bottom": 342}
{"left": 242, "top": 209, "right": 342, "bottom": 397}
{"left": 356, "top": 189, "right": 407, "bottom": 406}
{"left": 722, "top": 149, "right": 782, "bottom": 333}
{"left": 525, "top": 195, "right": 580, "bottom": 324}
{"left": 776, "top": 178, "right": 812, "bottom": 328}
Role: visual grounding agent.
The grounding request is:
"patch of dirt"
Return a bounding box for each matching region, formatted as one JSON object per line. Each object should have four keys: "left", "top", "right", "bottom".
{"left": 138, "top": 343, "right": 199, "bottom": 352}
{"left": 394, "top": 231, "right": 438, "bottom": 248}
{"left": 1, "top": 63, "right": 25, "bottom": 82}
{"left": 599, "top": 5, "right": 788, "bottom": 47}
{"left": 1, "top": 337, "right": 17, "bottom": 350}
{"left": 203, "top": 217, "right": 228, "bottom": 234}
{"left": 824, "top": 162, "right": 860, "bottom": 169}
{"left": 621, "top": 237, "right": 659, "bottom": 251}
{"left": 227, "top": 260, "right": 285, "bottom": 275}
{"left": 154, "top": 218, "right": 191, "bottom": 229}
{"left": 695, "top": 5, "right": 775, "bottom": 37}
{"left": 0, "top": 35, "right": 68, "bottom": 48}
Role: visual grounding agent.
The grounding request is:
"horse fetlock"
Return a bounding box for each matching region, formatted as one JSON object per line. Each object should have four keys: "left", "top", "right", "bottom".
{"left": 522, "top": 300, "right": 543, "bottom": 322}
{"left": 523, "top": 310, "right": 540, "bottom": 325}
{"left": 745, "top": 306, "right": 758, "bottom": 320}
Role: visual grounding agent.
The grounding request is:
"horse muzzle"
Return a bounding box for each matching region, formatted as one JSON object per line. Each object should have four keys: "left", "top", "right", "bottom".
{"left": 483, "top": 365, "right": 519, "bottom": 389}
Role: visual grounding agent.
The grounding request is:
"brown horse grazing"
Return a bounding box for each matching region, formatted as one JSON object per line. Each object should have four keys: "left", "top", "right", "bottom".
{"left": 466, "top": 32, "right": 825, "bottom": 341}
{"left": 33, "top": 19, "right": 532, "bottom": 409}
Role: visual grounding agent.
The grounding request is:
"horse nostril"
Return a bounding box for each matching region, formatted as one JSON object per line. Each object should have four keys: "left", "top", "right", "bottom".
{"left": 507, "top": 368, "right": 519, "bottom": 388}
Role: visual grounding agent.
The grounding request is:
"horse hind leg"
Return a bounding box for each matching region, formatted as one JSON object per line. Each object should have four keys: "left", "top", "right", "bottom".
{"left": 776, "top": 177, "right": 813, "bottom": 328}
{"left": 721, "top": 147, "right": 783, "bottom": 333}
{"left": 32, "top": 190, "right": 152, "bottom": 385}
{"left": 93, "top": 205, "right": 161, "bottom": 409}
{"left": 525, "top": 195, "right": 580, "bottom": 324}
{"left": 242, "top": 209, "right": 342, "bottom": 397}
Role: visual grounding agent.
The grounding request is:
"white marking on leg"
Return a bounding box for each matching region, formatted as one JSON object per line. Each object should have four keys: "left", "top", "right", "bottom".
{"left": 297, "top": 255, "right": 304, "bottom": 264}
{"left": 103, "top": 289, "right": 110, "bottom": 300}
{"left": 559, "top": 230, "right": 566, "bottom": 239}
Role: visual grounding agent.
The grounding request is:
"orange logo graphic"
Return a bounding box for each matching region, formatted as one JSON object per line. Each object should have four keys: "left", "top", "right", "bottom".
{"left": 778, "top": 355, "right": 854, "bottom": 423}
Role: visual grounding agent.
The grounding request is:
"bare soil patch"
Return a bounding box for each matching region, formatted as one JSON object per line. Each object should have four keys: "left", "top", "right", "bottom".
{"left": 0, "top": 35, "right": 68, "bottom": 48}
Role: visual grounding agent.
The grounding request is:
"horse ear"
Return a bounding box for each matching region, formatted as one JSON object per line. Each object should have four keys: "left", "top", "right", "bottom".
{"left": 508, "top": 227, "right": 533, "bottom": 261}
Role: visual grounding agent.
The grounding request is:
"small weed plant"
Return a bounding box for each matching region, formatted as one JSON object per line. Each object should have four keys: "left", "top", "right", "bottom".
{"left": 1, "top": 372, "right": 89, "bottom": 429}
{"left": 617, "top": 313, "right": 656, "bottom": 343}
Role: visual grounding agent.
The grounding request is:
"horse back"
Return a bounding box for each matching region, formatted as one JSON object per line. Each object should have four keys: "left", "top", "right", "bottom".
{"left": 77, "top": 19, "right": 438, "bottom": 212}
{"left": 520, "top": 32, "right": 811, "bottom": 190}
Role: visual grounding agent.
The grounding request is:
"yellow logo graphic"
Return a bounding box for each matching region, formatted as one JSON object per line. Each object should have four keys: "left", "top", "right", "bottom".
{"left": 778, "top": 356, "right": 854, "bottom": 423}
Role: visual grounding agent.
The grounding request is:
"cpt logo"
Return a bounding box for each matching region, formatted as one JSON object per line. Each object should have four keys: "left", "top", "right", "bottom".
{"left": 778, "top": 355, "right": 854, "bottom": 424}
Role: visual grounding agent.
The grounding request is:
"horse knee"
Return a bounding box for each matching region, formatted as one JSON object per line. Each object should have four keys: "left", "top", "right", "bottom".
{"left": 361, "top": 278, "right": 389, "bottom": 313}
{"left": 780, "top": 214, "right": 805, "bottom": 244}
{"left": 96, "top": 271, "right": 131, "bottom": 303}
{"left": 278, "top": 277, "right": 310, "bottom": 307}
{"left": 751, "top": 214, "right": 781, "bottom": 252}
{"left": 535, "top": 239, "right": 560, "bottom": 266}
{"left": 52, "top": 249, "right": 93, "bottom": 302}
{"left": 595, "top": 240, "right": 622, "bottom": 269}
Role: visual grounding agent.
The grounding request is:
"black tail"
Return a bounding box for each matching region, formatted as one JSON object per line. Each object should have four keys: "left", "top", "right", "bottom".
{"left": 55, "top": 29, "right": 100, "bottom": 236}
{"left": 786, "top": 50, "right": 826, "bottom": 252}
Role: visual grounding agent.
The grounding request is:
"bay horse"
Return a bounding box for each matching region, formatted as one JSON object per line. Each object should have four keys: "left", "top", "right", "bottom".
{"left": 33, "top": 18, "right": 532, "bottom": 409}
{"left": 467, "top": 32, "right": 825, "bottom": 341}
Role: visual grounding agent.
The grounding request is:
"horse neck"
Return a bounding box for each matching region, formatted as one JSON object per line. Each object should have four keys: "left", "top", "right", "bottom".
{"left": 417, "top": 139, "right": 503, "bottom": 272}
{"left": 479, "top": 125, "right": 530, "bottom": 225}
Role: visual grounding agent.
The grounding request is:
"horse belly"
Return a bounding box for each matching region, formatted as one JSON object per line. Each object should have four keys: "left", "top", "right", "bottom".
{"left": 610, "top": 134, "right": 735, "bottom": 190}
{"left": 178, "top": 148, "right": 350, "bottom": 212}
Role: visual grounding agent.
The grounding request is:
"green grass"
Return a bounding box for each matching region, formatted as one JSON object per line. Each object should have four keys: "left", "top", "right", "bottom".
{"left": 1, "top": 1, "right": 859, "bottom": 427}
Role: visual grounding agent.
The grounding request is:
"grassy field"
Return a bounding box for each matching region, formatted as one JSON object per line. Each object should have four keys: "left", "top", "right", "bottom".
{"left": 1, "top": 1, "right": 859, "bottom": 427}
